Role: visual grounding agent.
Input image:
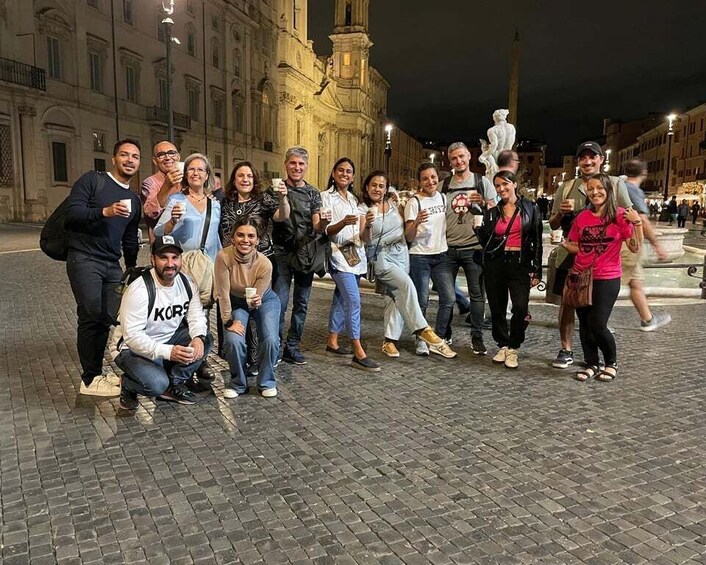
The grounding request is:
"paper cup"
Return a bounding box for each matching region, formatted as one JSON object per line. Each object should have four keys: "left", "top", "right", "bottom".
{"left": 174, "top": 202, "right": 186, "bottom": 215}
{"left": 563, "top": 199, "right": 575, "bottom": 211}
{"left": 473, "top": 214, "right": 483, "bottom": 228}
{"left": 177, "top": 161, "right": 185, "bottom": 174}
{"left": 245, "top": 287, "right": 257, "bottom": 299}
{"left": 120, "top": 198, "right": 132, "bottom": 213}
{"left": 272, "top": 177, "right": 283, "bottom": 190}
{"left": 320, "top": 207, "right": 332, "bottom": 221}
{"left": 551, "top": 229, "right": 563, "bottom": 243}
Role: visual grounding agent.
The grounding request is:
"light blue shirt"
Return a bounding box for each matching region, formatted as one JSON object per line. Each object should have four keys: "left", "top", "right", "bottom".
{"left": 154, "top": 193, "right": 222, "bottom": 261}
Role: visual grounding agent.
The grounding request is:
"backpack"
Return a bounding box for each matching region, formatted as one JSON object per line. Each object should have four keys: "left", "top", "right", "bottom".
{"left": 40, "top": 172, "right": 106, "bottom": 261}
{"left": 112, "top": 267, "right": 192, "bottom": 324}
{"left": 441, "top": 172, "right": 484, "bottom": 198}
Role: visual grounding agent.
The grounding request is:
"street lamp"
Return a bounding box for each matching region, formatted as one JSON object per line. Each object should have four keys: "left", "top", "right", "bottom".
{"left": 664, "top": 113, "right": 677, "bottom": 199}
{"left": 384, "top": 123, "right": 393, "bottom": 176}
{"left": 161, "top": 0, "right": 180, "bottom": 142}
{"left": 429, "top": 152, "right": 436, "bottom": 164}
{"left": 604, "top": 148, "right": 611, "bottom": 173}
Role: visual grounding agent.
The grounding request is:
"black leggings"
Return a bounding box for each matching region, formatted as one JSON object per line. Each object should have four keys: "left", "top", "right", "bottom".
{"left": 483, "top": 252, "right": 531, "bottom": 349}
{"left": 576, "top": 278, "right": 620, "bottom": 367}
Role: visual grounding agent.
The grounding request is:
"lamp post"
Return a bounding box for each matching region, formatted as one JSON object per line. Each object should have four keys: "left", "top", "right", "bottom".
{"left": 429, "top": 152, "right": 436, "bottom": 164}
{"left": 161, "top": 0, "right": 180, "bottom": 142}
{"left": 604, "top": 148, "right": 611, "bottom": 173}
{"left": 664, "top": 113, "right": 677, "bottom": 200}
{"left": 384, "top": 123, "right": 393, "bottom": 178}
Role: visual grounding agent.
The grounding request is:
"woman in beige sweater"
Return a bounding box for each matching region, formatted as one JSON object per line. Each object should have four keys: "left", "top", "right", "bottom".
{"left": 215, "top": 218, "right": 281, "bottom": 398}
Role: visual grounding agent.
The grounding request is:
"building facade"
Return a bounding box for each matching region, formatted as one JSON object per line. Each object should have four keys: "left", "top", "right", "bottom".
{"left": 0, "top": 0, "right": 400, "bottom": 221}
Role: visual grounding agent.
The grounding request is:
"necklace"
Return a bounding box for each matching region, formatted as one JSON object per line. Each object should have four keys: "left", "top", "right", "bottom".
{"left": 188, "top": 191, "right": 207, "bottom": 203}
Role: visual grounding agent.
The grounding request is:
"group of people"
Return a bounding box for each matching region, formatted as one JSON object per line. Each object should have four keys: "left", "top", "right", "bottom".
{"left": 61, "top": 137, "right": 673, "bottom": 411}
{"left": 649, "top": 196, "right": 702, "bottom": 227}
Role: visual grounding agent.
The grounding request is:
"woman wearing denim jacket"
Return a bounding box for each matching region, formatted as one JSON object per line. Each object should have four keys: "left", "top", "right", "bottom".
{"left": 359, "top": 170, "right": 456, "bottom": 360}
{"left": 475, "top": 171, "right": 543, "bottom": 369}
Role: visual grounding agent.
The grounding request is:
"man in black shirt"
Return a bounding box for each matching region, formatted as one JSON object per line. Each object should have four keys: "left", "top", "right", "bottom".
{"left": 64, "top": 139, "right": 142, "bottom": 396}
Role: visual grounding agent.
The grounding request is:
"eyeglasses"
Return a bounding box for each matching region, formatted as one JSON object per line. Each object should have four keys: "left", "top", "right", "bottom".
{"left": 154, "top": 150, "right": 179, "bottom": 160}
{"left": 186, "top": 167, "right": 207, "bottom": 174}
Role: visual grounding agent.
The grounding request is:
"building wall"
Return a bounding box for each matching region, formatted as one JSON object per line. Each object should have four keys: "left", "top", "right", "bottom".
{"left": 0, "top": 0, "right": 413, "bottom": 221}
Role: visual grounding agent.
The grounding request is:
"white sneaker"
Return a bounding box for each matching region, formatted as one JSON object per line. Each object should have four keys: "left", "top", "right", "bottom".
{"left": 261, "top": 388, "right": 278, "bottom": 398}
{"left": 223, "top": 388, "right": 239, "bottom": 399}
{"left": 104, "top": 371, "right": 122, "bottom": 387}
{"left": 640, "top": 313, "right": 672, "bottom": 332}
{"left": 492, "top": 346, "right": 508, "bottom": 364}
{"left": 80, "top": 376, "right": 120, "bottom": 397}
{"left": 415, "top": 339, "right": 429, "bottom": 356}
{"left": 504, "top": 348, "right": 519, "bottom": 369}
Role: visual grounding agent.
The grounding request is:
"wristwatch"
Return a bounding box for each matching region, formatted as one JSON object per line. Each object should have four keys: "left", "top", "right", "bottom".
{"left": 224, "top": 320, "right": 234, "bottom": 329}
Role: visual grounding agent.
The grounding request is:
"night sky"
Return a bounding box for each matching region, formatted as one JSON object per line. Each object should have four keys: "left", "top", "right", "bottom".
{"left": 308, "top": 0, "right": 706, "bottom": 163}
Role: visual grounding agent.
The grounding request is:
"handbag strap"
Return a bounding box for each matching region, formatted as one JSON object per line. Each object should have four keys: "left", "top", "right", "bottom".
{"left": 484, "top": 204, "right": 520, "bottom": 253}
{"left": 199, "top": 198, "right": 212, "bottom": 252}
{"left": 370, "top": 202, "right": 387, "bottom": 260}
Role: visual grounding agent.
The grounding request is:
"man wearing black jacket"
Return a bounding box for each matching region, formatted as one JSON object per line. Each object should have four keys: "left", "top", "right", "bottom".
{"left": 64, "top": 139, "right": 142, "bottom": 396}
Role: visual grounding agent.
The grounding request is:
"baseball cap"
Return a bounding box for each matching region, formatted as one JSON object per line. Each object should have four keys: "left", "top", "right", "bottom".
{"left": 576, "top": 141, "right": 603, "bottom": 158}
{"left": 151, "top": 235, "right": 183, "bottom": 255}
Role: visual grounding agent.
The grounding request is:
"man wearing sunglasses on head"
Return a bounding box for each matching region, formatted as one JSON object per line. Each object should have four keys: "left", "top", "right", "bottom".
{"left": 141, "top": 141, "right": 183, "bottom": 242}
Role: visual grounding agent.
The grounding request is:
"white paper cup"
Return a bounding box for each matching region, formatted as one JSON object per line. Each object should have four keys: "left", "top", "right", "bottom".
{"left": 245, "top": 287, "right": 257, "bottom": 299}
{"left": 320, "top": 207, "right": 332, "bottom": 221}
{"left": 177, "top": 161, "right": 185, "bottom": 174}
{"left": 272, "top": 177, "right": 283, "bottom": 190}
{"left": 473, "top": 214, "right": 483, "bottom": 228}
{"left": 184, "top": 346, "right": 194, "bottom": 356}
{"left": 551, "top": 229, "right": 563, "bottom": 243}
{"left": 174, "top": 202, "right": 186, "bottom": 215}
{"left": 120, "top": 198, "right": 132, "bottom": 213}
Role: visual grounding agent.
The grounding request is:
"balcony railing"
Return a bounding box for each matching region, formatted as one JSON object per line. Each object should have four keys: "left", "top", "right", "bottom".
{"left": 146, "top": 106, "right": 191, "bottom": 131}
{"left": 0, "top": 57, "right": 46, "bottom": 91}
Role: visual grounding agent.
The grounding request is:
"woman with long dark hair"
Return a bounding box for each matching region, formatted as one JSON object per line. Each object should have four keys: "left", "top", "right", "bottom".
{"left": 360, "top": 170, "right": 455, "bottom": 359}
{"left": 214, "top": 218, "right": 281, "bottom": 398}
{"left": 563, "top": 173, "right": 643, "bottom": 382}
{"left": 475, "top": 171, "right": 542, "bottom": 369}
{"left": 322, "top": 158, "right": 380, "bottom": 372}
{"left": 219, "top": 160, "right": 289, "bottom": 252}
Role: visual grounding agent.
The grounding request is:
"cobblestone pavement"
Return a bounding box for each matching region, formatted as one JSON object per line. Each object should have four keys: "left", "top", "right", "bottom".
{"left": 1, "top": 226, "right": 706, "bottom": 564}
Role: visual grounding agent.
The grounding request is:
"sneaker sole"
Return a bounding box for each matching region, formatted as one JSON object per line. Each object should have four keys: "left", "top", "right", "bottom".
{"left": 351, "top": 362, "right": 381, "bottom": 372}
{"left": 552, "top": 360, "right": 573, "bottom": 369}
{"left": 119, "top": 400, "right": 138, "bottom": 411}
{"left": 472, "top": 350, "right": 487, "bottom": 356}
{"left": 157, "top": 394, "right": 196, "bottom": 405}
{"left": 415, "top": 351, "right": 430, "bottom": 357}
{"left": 382, "top": 351, "right": 400, "bottom": 358}
{"left": 80, "top": 387, "right": 120, "bottom": 397}
{"left": 283, "top": 358, "right": 307, "bottom": 365}
{"left": 640, "top": 316, "right": 672, "bottom": 332}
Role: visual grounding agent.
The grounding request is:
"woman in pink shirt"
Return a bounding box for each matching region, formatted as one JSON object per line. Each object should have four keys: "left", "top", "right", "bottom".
{"left": 563, "top": 173, "right": 643, "bottom": 382}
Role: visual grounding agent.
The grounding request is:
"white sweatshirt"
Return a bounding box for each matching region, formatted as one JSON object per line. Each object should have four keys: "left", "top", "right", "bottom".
{"left": 110, "top": 270, "right": 206, "bottom": 362}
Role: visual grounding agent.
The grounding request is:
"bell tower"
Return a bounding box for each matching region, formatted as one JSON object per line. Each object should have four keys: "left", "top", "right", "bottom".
{"left": 329, "top": 0, "right": 372, "bottom": 92}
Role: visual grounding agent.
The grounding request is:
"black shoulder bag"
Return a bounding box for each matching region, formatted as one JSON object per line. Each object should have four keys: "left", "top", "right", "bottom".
{"left": 482, "top": 205, "right": 520, "bottom": 264}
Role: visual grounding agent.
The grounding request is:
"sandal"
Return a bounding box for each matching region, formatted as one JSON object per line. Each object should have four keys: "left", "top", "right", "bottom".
{"left": 574, "top": 365, "right": 599, "bottom": 382}
{"left": 596, "top": 364, "right": 618, "bottom": 382}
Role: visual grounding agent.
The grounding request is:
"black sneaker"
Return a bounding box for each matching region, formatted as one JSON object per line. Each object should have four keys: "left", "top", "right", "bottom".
{"left": 186, "top": 377, "right": 213, "bottom": 395}
{"left": 351, "top": 356, "right": 381, "bottom": 372}
{"left": 283, "top": 347, "right": 307, "bottom": 365}
{"left": 119, "top": 387, "right": 138, "bottom": 411}
{"left": 552, "top": 349, "right": 574, "bottom": 369}
{"left": 196, "top": 362, "right": 216, "bottom": 383}
{"left": 471, "top": 336, "right": 487, "bottom": 355}
{"left": 158, "top": 383, "right": 198, "bottom": 405}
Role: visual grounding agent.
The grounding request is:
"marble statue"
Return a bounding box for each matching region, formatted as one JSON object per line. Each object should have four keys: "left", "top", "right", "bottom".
{"left": 479, "top": 109, "right": 516, "bottom": 180}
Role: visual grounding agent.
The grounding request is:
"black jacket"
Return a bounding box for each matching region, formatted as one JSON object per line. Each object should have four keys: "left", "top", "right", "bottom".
{"left": 476, "top": 197, "right": 543, "bottom": 279}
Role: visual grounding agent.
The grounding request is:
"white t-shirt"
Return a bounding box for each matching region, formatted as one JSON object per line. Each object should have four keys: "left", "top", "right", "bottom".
{"left": 404, "top": 191, "right": 448, "bottom": 255}
{"left": 110, "top": 270, "right": 206, "bottom": 362}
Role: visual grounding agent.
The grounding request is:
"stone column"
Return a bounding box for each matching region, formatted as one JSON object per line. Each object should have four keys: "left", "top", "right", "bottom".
{"left": 17, "top": 105, "right": 38, "bottom": 219}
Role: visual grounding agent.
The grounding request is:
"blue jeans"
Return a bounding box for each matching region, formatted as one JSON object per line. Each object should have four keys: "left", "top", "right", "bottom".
{"left": 273, "top": 252, "right": 314, "bottom": 350}
{"left": 440, "top": 247, "right": 485, "bottom": 337}
{"left": 66, "top": 250, "right": 123, "bottom": 384}
{"left": 329, "top": 270, "right": 362, "bottom": 340}
{"left": 222, "top": 290, "right": 280, "bottom": 393}
{"left": 455, "top": 282, "right": 471, "bottom": 314}
{"left": 115, "top": 324, "right": 214, "bottom": 396}
{"left": 409, "top": 253, "right": 456, "bottom": 338}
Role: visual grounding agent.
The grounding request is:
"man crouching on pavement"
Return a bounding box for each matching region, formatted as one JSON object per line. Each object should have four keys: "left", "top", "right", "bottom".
{"left": 111, "top": 235, "right": 213, "bottom": 410}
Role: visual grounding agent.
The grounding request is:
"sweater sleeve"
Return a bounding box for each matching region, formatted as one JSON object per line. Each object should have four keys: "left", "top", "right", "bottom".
{"left": 253, "top": 254, "right": 273, "bottom": 299}
{"left": 64, "top": 172, "right": 105, "bottom": 229}
{"left": 214, "top": 249, "right": 233, "bottom": 323}
{"left": 186, "top": 277, "right": 207, "bottom": 338}
{"left": 122, "top": 193, "right": 141, "bottom": 268}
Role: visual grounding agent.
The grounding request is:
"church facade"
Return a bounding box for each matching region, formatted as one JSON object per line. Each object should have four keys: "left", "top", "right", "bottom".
{"left": 0, "top": 0, "right": 393, "bottom": 221}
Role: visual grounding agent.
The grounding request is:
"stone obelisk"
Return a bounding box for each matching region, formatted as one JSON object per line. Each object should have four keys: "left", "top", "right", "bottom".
{"left": 508, "top": 28, "right": 520, "bottom": 128}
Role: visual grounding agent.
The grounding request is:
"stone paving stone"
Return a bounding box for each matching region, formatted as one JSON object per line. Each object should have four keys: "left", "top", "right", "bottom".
{"left": 2, "top": 242, "right": 706, "bottom": 564}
